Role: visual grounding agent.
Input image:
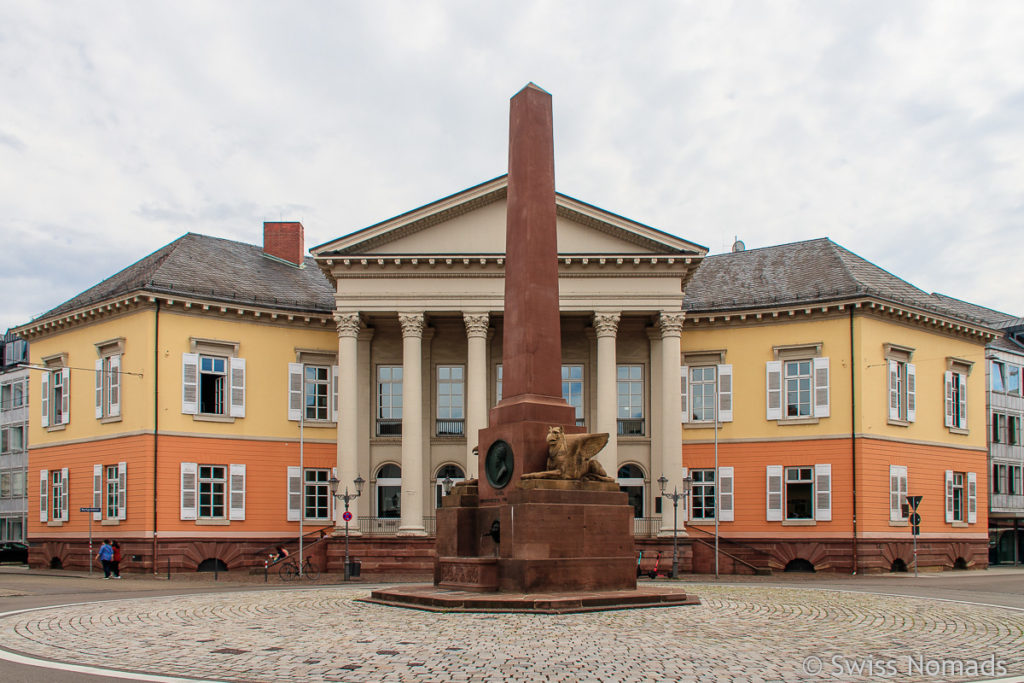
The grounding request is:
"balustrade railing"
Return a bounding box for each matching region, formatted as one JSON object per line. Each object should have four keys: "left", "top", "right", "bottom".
{"left": 633, "top": 516, "right": 662, "bottom": 537}
{"left": 435, "top": 418, "right": 465, "bottom": 436}
{"left": 375, "top": 419, "right": 402, "bottom": 437}
{"left": 617, "top": 419, "right": 645, "bottom": 436}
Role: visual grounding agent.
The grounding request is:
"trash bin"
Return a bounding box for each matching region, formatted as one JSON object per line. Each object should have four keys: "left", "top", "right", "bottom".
{"left": 347, "top": 560, "right": 361, "bottom": 578}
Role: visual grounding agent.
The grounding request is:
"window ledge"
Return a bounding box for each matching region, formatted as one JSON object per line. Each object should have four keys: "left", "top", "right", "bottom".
{"left": 192, "top": 414, "right": 236, "bottom": 424}
{"left": 776, "top": 417, "right": 819, "bottom": 426}
{"left": 687, "top": 519, "right": 719, "bottom": 525}
{"left": 889, "top": 520, "right": 909, "bottom": 527}
{"left": 99, "top": 415, "right": 122, "bottom": 424}
{"left": 887, "top": 418, "right": 910, "bottom": 427}
{"left": 297, "top": 421, "right": 337, "bottom": 429}
{"left": 683, "top": 422, "right": 724, "bottom": 430}
{"left": 948, "top": 427, "right": 969, "bottom": 436}
{"left": 46, "top": 424, "right": 67, "bottom": 432}
{"left": 951, "top": 521, "right": 969, "bottom": 528}
{"left": 370, "top": 437, "right": 402, "bottom": 444}
{"left": 195, "top": 519, "right": 231, "bottom": 526}
{"left": 617, "top": 436, "right": 651, "bottom": 443}
{"left": 782, "top": 519, "right": 817, "bottom": 526}
{"left": 100, "top": 519, "right": 121, "bottom": 526}
{"left": 46, "top": 520, "right": 64, "bottom": 527}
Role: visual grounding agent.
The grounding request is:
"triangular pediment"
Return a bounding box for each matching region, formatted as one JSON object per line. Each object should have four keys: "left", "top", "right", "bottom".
{"left": 311, "top": 176, "right": 705, "bottom": 258}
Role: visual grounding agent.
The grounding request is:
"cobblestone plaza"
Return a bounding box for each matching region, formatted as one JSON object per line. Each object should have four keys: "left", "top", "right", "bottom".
{"left": 2, "top": 581, "right": 1023, "bottom": 682}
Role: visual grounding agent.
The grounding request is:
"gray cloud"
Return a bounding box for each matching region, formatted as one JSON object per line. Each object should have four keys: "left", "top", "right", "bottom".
{"left": 2, "top": 0, "right": 1023, "bottom": 333}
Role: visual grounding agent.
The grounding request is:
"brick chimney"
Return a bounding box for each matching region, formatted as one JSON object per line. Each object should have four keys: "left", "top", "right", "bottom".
{"left": 263, "top": 221, "right": 304, "bottom": 266}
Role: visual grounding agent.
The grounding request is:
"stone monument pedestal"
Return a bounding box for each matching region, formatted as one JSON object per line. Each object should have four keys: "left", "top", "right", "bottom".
{"left": 434, "top": 480, "right": 636, "bottom": 594}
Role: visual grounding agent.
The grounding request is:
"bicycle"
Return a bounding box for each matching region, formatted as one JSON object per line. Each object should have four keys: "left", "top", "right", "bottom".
{"left": 277, "top": 555, "right": 319, "bottom": 581}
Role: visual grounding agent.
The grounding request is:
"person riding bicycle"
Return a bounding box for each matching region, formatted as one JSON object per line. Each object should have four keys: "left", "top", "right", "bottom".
{"left": 273, "top": 546, "right": 290, "bottom": 563}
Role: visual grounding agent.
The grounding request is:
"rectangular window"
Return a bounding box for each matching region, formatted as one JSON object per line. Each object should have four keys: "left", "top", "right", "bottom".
{"left": 992, "top": 413, "right": 1006, "bottom": 444}
{"left": 198, "top": 465, "right": 227, "bottom": 518}
{"left": 495, "top": 364, "right": 503, "bottom": 404}
{"left": 105, "top": 464, "right": 120, "bottom": 518}
{"left": 436, "top": 365, "right": 465, "bottom": 436}
{"left": 1010, "top": 466, "right": 1022, "bottom": 496}
{"left": 616, "top": 364, "right": 644, "bottom": 435}
{"left": 0, "top": 428, "right": 7, "bottom": 454}
{"left": 0, "top": 383, "right": 10, "bottom": 412}
{"left": 784, "top": 361, "right": 812, "bottom": 418}
{"left": 377, "top": 366, "right": 403, "bottom": 436}
{"left": 95, "top": 354, "right": 121, "bottom": 420}
{"left": 51, "top": 469, "right": 65, "bottom": 521}
{"left": 52, "top": 368, "right": 65, "bottom": 424}
{"left": 13, "top": 471, "right": 25, "bottom": 497}
{"left": 890, "top": 465, "right": 909, "bottom": 521}
{"left": 945, "top": 370, "right": 968, "bottom": 430}
{"left": 304, "top": 365, "right": 330, "bottom": 421}
{"left": 690, "top": 366, "right": 717, "bottom": 422}
{"left": 992, "top": 464, "right": 1005, "bottom": 494}
{"left": 952, "top": 472, "right": 964, "bottom": 522}
{"left": 1008, "top": 365, "right": 1021, "bottom": 395}
{"left": 785, "top": 466, "right": 814, "bottom": 520}
{"left": 992, "top": 360, "right": 1006, "bottom": 392}
{"left": 1009, "top": 415, "right": 1021, "bottom": 446}
{"left": 12, "top": 380, "right": 23, "bottom": 408}
{"left": 562, "top": 364, "right": 584, "bottom": 426}
{"left": 304, "top": 469, "right": 330, "bottom": 520}
{"left": 199, "top": 356, "right": 227, "bottom": 415}
{"left": 691, "top": 469, "right": 715, "bottom": 520}
{"left": 0, "top": 473, "right": 10, "bottom": 498}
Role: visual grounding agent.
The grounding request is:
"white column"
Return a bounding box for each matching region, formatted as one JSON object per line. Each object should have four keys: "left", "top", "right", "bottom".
{"left": 335, "top": 313, "right": 363, "bottom": 531}
{"left": 398, "top": 312, "right": 426, "bottom": 536}
{"left": 463, "top": 313, "right": 489, "bottom": 480}
{"left": 658, "top": 312, "right": 686, "bottom": 535}
{"left": 593, "top": 312, "right": 621, "bottom": 478}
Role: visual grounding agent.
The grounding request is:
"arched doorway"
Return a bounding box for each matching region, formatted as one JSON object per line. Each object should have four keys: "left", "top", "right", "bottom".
{"left": 617, "top": 464, "right": 645, "bottom": 518}
{"left": 376, "top": 464, "right": 401, "bottom": 518}
{"left": 434, "top": 464, "right": 465, "bottom": 507}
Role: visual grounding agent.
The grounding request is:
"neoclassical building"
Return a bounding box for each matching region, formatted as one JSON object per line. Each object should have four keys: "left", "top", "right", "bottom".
{"left": 17, "top": 176, "right": 1002, "bottom": 574}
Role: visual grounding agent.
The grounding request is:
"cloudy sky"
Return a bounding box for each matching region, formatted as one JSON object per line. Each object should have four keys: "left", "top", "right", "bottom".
{"left": 2, "top": 1, "right": 1023, "bottom": 333}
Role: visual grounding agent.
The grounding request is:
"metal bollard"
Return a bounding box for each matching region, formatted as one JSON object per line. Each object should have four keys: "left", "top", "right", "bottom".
{"left": 264, "top": 558, "right": 269, "bottom": 583}
{"left": 166, "top": 557, "right": 170, "bottom": 581}
{"left": 214, "top": 558, "right": 219, "bottom": 581}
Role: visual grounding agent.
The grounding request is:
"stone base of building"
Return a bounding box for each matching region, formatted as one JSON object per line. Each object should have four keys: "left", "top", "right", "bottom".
{"left": 26, "top": 534, "right": 987, "bottom": 576}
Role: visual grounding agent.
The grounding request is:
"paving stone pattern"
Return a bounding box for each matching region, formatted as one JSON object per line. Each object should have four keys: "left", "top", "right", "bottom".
{"left": 1, "top": 584, "right": 1023, "bottom": 682}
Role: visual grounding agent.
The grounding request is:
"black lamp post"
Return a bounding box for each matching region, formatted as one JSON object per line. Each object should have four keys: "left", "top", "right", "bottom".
{"left": 329, "top": 474, "right": 365, "bottom": 580}
{"left": 658, "top": 474, "right": 693, "bottom": 579}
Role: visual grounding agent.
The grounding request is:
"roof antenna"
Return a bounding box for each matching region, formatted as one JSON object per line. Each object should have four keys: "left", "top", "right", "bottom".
{"left": 731, "top": 236, "right": 746, "bottom": 253}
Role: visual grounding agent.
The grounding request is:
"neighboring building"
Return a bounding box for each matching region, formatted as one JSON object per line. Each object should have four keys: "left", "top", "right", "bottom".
{"left": 1, "top": 331, "right": 29, "bottom": 542}
{"left": 15, "top": 180, "right": 1004, "bottom": 575}
{"left": 934, "top": 295, "right": 1024, "bottom": 565}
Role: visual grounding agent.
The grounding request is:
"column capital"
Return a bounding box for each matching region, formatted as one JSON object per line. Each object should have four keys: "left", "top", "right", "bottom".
{"left": 658, "top": 312, "right": 686, "bottom": 338}
{"left": 592, "top": 312, "right": 621, "bottom": 338}
{"left": 463, "top": 312, "right": 490, "bottom": 339}
{"left": 334, "top": 312, "right": 362, "bottom": 338}
{"left": 398, "top": 312, "right": 426, "bottom": 338}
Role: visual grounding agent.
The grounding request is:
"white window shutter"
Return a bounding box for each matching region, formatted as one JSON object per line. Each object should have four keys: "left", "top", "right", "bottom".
{"left": 287, "top": 363, "right": 303, "bottom": 421}
{"left": 287, "top": 466, "right": 302, "bottom": 521}
{"left": 60, "top": 368, "right": 70, "bottom": 425}
{"left": 680, "top": 365, "right": 689, "bottom": 423}
{"left": 180, "top": 462, "right": 197, "bottom": 520}
{"left": 906, "top": 363, "right": 916, "bottom": 422}
{"left": 95, "top": 359, "right": 104, "bottom": 419}
{"left": 813, "top": 357, "right": 830, "bottom": 418}
{"left": 93, "top": 464, "right": 102, "bottom": 521}
{"left": 888, "top": 360, "right": 899, "bottom": 421}
{"left": 681, "top": 467, "right": 689, "bottom": 522}
{"left": 718, "top": 466, "right": 734, "bottom": 521}
{"left": 944, "top": 470, "right": 954, "bottom": 523}
{"left": 814, "top": 463, "right": 832, "bottom": 521}
{"left": 229, "top": 463, "right": 246, "bottom": 520}
{"left": 229, "top": 358, "right": 246, "bottom": 418}
{"left": 60, "top": 467, "right": 69, "bottom": 520}
{"left": 766, "top": 465, "right": 783, "bottom": 521}
{"left": 40, "top": 469, "right": 48, "bottom": 522}
{"left": 957, "top": 373, "right": 967, "bottom": 429}
{"left": 766, "top": 361, "right": 782, "bottom": 420}
{"left": 717, "top": 364, "right": 733, "bottom": 422}
{"left": 109, "top": 355, "right": 121, "bottom": 417}
{"left": 40, "top": 372, "right": 49, "bottom": 428}
{"left": 889, "top": 465, "right": 908, "bottom": 521}
{"left": 117, "top": 461, "right": 127, "bottom": 520}
{"left": 182, "top": 353, "right": 199, "bottom": 415}
{"left": 944, "top": 371, "right": 954, "bottom": 428}
{"left": 967, "top": 471, "right": 977, "bottom": 524}
{"left": 332, "top": 365, "right": 340, "bottom": 423}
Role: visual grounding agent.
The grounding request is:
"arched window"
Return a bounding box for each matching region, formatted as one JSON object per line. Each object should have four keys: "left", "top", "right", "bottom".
{"left": 376, "top": 464, "right": 401, "bottom": 518}
{"left": 617, "top": 464, "right": 645, "bottom": 518}
{"left": 434, "top": 464, "right": 466, "bottom": 507}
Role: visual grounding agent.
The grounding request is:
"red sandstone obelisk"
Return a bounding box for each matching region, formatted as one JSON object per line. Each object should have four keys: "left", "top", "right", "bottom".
{"left": 477, "top": 83, "right": 577, "bottom": 502}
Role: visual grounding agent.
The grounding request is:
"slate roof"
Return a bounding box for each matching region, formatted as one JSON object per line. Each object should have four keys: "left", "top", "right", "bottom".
{"left": 36, "top": 233, "right": 335, "bottom": 321}
{"left": 682, "top": 237, "right": 1014, "bottom": 327}
{"left": 928, "top": 293, "right": 1018, "bottom": 327}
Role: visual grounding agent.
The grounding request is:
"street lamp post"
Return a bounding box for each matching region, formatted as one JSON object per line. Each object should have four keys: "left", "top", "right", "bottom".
{"left": 329, "top": 474, "right": 365, "bottom": 580}
{"left": 658, "top": 474, "right": 693, "bottom": 579}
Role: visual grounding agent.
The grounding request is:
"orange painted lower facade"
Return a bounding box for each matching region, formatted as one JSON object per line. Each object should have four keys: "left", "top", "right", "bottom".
{"left": 28, "top": 433, "right": 988, "bottom": 575}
